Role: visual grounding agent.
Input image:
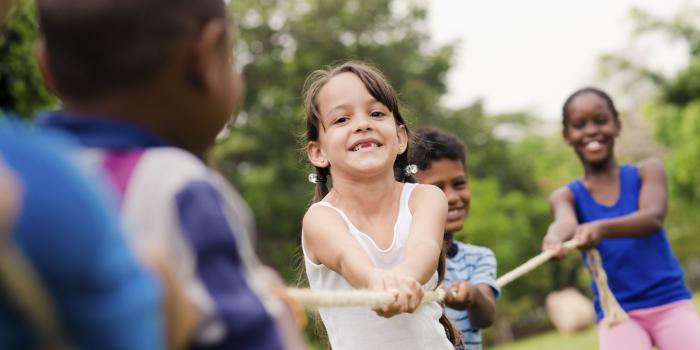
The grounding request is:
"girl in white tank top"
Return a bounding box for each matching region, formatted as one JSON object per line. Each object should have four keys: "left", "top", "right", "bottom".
{"left": 300, "top": 62, "right": 456, "bottom": 349}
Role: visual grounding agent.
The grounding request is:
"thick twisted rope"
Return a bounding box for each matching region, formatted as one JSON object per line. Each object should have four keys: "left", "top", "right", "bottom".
{"left": 585, "top": 248, "right": 629, "bottom": 327}
{"left": 284, "top": 287, "right": 446, "bottom": 308}
{"left": 495, "top": 240, "right": 581, "bottom": 288}
{"left": 283, "top": 239, "right": 628, "bottom": 327}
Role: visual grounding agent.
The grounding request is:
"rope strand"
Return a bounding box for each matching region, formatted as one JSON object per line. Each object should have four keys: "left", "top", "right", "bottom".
{"left": 495, "top": 240, "right": 580, "bottom": 288}
{"left": 283, "top": 238, "right": 628, "bottom": 329}
{"left": 284, "top": 288, "right": 446, "bottom": 308}
{"left": 585, "top": 248, "right": 629, "bottom": 327}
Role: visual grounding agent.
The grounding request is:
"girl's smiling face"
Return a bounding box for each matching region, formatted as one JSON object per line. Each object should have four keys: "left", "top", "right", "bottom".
{"left": 564, "top": 92, "right": 621, "bottom": 166}
{"left": 307, "top": 72, "right": 407, "bottom": 179}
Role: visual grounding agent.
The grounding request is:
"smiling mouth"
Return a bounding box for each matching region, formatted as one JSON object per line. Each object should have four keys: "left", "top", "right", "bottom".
{"left": 584, "top": 140, "right": 602, "bottom": 152}
{"left": 350, "top": 141, "right": 382, "bottom": 152}
{"left": 447, "top": 208, "right": 464, "bottom": 220}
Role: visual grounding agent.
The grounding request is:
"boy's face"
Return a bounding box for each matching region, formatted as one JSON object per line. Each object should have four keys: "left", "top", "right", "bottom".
{"left": 203, "top": 27, "right": 242, "bottom": 147}
{"left": 183, "top": 20, "right": 242, "bottom": 155}
{"left": 414, "top": 158, "right": 471, "bottom": 233}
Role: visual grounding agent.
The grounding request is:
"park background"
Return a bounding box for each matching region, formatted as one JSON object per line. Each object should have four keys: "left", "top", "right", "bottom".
{"left": 2, "top": 0, "right": 700, "bottom": 347}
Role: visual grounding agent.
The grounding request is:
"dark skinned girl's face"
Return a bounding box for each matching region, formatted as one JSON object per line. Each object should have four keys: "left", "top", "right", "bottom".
{"left": 563, "top": 92, "right": 620, "bottom": 166}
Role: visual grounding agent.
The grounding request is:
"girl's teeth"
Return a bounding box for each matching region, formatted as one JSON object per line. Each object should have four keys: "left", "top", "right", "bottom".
{"left": 586, "top": 141, "right": 602, "bottom": 151}
{"left": 353, "top": 143, "right": 376, "bottom": 151}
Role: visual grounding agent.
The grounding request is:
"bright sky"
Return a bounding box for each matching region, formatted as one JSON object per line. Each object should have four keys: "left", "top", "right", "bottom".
{"left": 427, "top": 0, "right": 692, "bottom": 120}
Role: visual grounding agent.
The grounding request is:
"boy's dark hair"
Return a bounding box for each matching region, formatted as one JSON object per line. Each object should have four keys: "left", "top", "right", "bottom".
{"left": 36, "top": 0, "right": 227, "bottom": 100}
{"left": 302, "top": 61, "right": 413, "bottom": 203}
{"left": 562, "top": 87, "right": 619, "bottom": 128}
{"left": 411, "top": 127, "right": 466, "bottom": 171}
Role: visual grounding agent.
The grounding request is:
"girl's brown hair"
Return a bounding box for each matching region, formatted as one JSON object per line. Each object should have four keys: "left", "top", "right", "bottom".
{"left": 301, "top": 61, "right": 462, "bottom": 347}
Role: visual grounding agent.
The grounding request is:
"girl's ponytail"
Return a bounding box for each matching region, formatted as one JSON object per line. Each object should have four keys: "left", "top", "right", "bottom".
{"left": 311, "top": 166, "right": 330, "bottom": 203}
{"left": 436, "top": 247, "right": 464, "bottom": 347}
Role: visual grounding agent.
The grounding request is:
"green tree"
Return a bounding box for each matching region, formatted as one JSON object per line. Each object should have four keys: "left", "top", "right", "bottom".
{"left": 217, "top": 0, "right": 545, "bottom": 284}
{"left": 218, "top": 0, "right": 449, "bottom": 278}
{"left": 0, "top": 0, "right": 54, "bottom": 117}
{"left": 599, "top": 4, "right": 700, "bottom": 277}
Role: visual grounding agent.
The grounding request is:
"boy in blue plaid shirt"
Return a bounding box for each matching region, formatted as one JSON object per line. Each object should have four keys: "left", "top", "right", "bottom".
{"left": 412, "top": 128, "right": 500, "bottom": 350}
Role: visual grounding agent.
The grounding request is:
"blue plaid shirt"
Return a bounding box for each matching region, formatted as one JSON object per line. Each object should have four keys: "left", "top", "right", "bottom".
{"left": 444, "top": 242, "right": 500, "bottom": 350}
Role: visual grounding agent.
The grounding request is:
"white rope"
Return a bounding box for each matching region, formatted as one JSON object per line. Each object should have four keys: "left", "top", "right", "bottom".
{"left": 494, "top": 238, "right": 627, "bottom": 327}
{"left": 496, "top": 239, "right": 580, "bottom": 288}
{"left": 285, "top": 238, "right": 628, "bottom": 328}
{"left": 285, "top": 287, "right": 446, "bottom": 308}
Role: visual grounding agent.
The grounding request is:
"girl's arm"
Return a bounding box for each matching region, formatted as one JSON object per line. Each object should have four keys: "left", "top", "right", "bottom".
{"left": 575, "top": 158, "right": 668, "bottom": 249}
{"left": 541, "top": 186, "right": 578, "bottom": 258}
{"left": 303, "top": 206, "right": 422, "bottom": 317}
{"left": 397, "top": 184, "right": 448, "bottom": 284}
{"left": 303, "top": 206, "right": 377, "bottom": 288}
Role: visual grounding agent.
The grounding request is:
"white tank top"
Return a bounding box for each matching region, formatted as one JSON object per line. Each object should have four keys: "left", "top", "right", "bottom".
{"left": 302, "top": 183, "right": 454, "bottom": 350}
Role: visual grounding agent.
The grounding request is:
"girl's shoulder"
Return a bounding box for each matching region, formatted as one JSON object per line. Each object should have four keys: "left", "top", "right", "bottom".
{"left": 302, "top": 202, "right": 347, "bottom": 236}
{"left": 631, "top": 157, "right": 667, "bottom": 186}
{"left": 549, "top": 185, "right": 575, "bottom": 206}
{"left": 635, "top": 157, "right": 665, "bottom": 175}
{"left": 409, "top": 182, "right": 447, "bottom": 200}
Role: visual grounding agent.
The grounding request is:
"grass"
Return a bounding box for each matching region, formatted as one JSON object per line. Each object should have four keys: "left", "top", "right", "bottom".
{"left": 491, "top": 294, "right": 700, "bottom": 350}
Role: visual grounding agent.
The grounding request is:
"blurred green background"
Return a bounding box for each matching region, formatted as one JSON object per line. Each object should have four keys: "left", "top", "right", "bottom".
{"left": 3, "top": 0, "right": 700, "bottom": 347}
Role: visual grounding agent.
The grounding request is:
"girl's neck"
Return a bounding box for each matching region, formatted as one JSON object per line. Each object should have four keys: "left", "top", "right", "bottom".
{"left": 583, "top": 157, "right": 619, "bottom": 180}
{"left": 326, "top": 171, "right": 400, "bottom": 215}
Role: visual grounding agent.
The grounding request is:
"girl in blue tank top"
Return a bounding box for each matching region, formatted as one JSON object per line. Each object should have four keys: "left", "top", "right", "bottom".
{"left": 541, "top": 87, "right": 700, "bottom": 350}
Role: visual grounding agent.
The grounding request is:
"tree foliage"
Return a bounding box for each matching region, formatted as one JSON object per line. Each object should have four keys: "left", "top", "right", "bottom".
{"left": 598, "top": 5, "right": 700, "bottom": 280}
{"left": 0, "top": 0, "right": 54, "bottom": 117}
{"left": 216, "top": 0, "right": 543, "bottom": 282}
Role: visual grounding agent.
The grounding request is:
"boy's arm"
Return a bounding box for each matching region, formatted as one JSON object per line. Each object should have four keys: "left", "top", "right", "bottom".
{"left": 444, "top": 246, "right": 499, "bottom": 328}
{"left": 445, "top": 282, "right": 496, "bottom": 328}
{"left": 542, "top": 186, "right": 578, "bottom": 257}
{"left": 175, "top": 181, "right": 296, "bottom": 349}
{"left": 396, "top": 184, "right": 447, "bottom": 284}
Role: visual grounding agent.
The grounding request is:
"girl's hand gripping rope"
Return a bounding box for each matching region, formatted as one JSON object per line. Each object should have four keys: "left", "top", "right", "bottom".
{"left": 368, "top": 268, "right": 424, "bottom": 318}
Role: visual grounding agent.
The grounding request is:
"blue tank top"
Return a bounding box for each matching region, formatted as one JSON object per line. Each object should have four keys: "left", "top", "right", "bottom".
{"left": 567, "top": 164, "right": 691, "bottom": 321}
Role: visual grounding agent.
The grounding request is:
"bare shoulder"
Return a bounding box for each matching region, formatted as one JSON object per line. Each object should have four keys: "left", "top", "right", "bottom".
{"left": 408, "top": 183, "right": 447, "bottom": 210}
{"left": 302, "top": 204, "right": 346, "bottom": 237}
{"left": 410, "top": 183, "right": 447, "bottom": 201}
{"left": 302, "top": 205, "right": 348, "bottom": 245}
{"left": 549, "top": 186, "right": 574, "bottom": 205}
{"left": 637, "top": 157, "right": 666, "bottom": 177}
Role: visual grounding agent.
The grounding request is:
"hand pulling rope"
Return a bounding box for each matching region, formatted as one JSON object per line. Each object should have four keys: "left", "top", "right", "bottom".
{"left": 284, "top": 287, "right": 446, "bottom": 308}
{"left": 281, "top": 238, "right": 628, "bottom": 327}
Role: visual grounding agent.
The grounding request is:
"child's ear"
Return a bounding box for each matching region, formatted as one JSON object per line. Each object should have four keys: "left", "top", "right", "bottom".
{"left": 307, "top": 141, "right": 329, "bottom": 168}
{"left": 191, "top": 19, "right": 228, "bottom": 92}
{"left": 614, "top": 118, "right": 622, "bottom": 137}
{"left": 34, "top": 39, "right": 60, "bottom": 97}
{"left": 562, "top": 128, "right": 573, "bottom": 146}
{"left": 397, "top": 124, "right": 408, "bottom": 154}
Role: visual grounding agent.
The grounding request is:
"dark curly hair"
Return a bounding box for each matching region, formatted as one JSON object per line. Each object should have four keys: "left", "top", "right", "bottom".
{"left": 410, "top": 127, "right": 467, "bottom": 171}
